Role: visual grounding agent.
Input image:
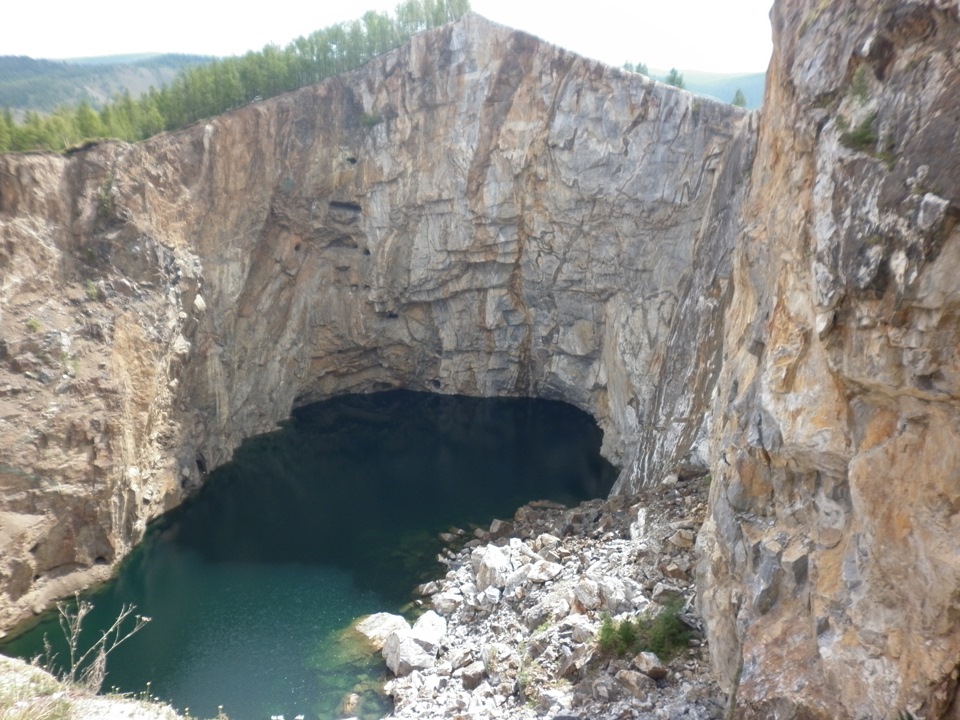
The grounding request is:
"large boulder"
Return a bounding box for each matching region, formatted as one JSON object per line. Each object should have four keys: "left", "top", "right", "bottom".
{"left": 353, "top": 612, "right": 410, "bottom": 651}
{"left": 472, "top": 545, "right": 512, "bottom": 591}
{"left": 383, "top": 632, "right": 434, "bottom": 677}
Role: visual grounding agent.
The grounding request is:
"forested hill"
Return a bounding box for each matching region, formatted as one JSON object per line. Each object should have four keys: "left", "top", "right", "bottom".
{"left": 675, "top": 70, "right": 765, "bottom": 110}
{"left": 0, "top": 55, "right": 212, "bottom": 116}
{"left": 0, "top": 0, "right": 471, "bottom": 154}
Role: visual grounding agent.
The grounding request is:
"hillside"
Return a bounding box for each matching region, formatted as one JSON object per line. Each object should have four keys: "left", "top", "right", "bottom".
{"left": 677, "top": 69, "right": 765, "bottom": 109}
{"left": 0, "top": 53, "right": 212, "bottom": 116}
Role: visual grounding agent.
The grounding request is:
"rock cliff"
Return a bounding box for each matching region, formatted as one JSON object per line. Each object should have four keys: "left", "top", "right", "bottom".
{"left": 697, "top": 0, "right": 960, "bottom": 718}
{"left": 0, "top": 15, "right": 751, "bottom": 632}
{"left": 3, "top": 2, "right": 959, "bottom": 718}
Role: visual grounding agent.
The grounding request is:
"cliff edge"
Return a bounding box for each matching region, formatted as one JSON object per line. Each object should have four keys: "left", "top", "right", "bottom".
{"left": 699, "top": 0, "right": 960, "bottom": 717}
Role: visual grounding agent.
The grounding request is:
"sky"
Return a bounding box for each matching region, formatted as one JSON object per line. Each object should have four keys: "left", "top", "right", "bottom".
{"left": 1, "top": 0, "right": 773, "bottom": 74}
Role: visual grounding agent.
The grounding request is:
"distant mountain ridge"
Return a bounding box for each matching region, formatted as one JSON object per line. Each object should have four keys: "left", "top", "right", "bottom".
{"left": 649, "top": 68, "right": 765, "bottom": 110}
{"left": 0, "top": 54, "right": 213, "bottom": 116}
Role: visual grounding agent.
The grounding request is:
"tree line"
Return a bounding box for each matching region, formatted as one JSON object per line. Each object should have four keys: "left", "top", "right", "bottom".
{"left": 622, "top": 61, "right": 748, "bottom": 107}
{"left": 0, "top": 0, "right": 471, "bottom": 154}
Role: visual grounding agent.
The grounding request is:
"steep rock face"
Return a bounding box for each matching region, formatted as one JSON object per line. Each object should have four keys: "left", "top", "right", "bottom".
{"left": 698, "top": 0, "right": 960, "bottom": 718}
{"left": 0, "top": 15, "right": 751, "bottom": 631}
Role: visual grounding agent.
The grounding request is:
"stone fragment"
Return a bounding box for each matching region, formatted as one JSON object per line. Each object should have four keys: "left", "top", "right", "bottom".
{"left": 558, "top": 614, "right": 595, "bottom": 643}
{"left": 668, "top": 528, "right": 696, "bottom": 549}
{"left": 572, "top": 579, "right": 602, "bottom": 610}
{"left": 615, "top": 668, "right": 656, "bottom": 698}
{"left": 527, "top": 560, "right": 563, "bottom": 583}
{"left": 410, "top": 610, "right": 446, "bottom": 653}
{"left": 473, "top": 545, "right": 511, "bottom": 591}
{"left": 591, "top": 674, "right": 619, "bottom": 702}
{"left": 416, "top": 580, "right": 441, "bottom": 596}
{"left": 522, "top": 604, "right": 550, "bottom": 630}
{"left": 557, "top": 644, "right": 592, "bottom": 680}
{"left": 534, "top": 533, "right": 561, "bottom": 551}
{"left": 660, "top": 560, "right": 689, "bottom": 581}
{"left": 782, "top": 544, "right": 809, "bottom": 588}
{"left": 432, "top": 590, "right": 463, "bottom": 616}
{"left": 461, "top": 660, "right": 486, "bottom": 690}
{"left": 598, "top": 577, "right": 629, "bottom": 612}
{"left": 651, "top": 582, "right": 683, "bottom": 604}
{"left": 338, "top": 691, "right": 361, "bottom": 716}
{"left": 633, "top": 651, "right": 669, "bottom": 680}
{"left": 488, "top": 518, "right": 514, "bottom": 538}
{"left": 383, "top": 631, "right": 434, "bottom": 676}
{"left": 478, "top": 586, "right": 501, "bottom": 607}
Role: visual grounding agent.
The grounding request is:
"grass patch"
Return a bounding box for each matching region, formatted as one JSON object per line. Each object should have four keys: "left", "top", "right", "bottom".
{"left": 0, "top": 666, "right": 71, "bottom": 720}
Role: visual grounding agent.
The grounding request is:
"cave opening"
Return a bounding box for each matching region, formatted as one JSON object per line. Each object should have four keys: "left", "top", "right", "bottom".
{"left": 1, "top": 390, "right": 617, "bottom": 720}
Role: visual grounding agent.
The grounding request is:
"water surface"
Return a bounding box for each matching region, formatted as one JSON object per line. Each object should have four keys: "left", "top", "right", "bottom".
{"left": 2, "top": 391, "right": 616, "bottom": 719}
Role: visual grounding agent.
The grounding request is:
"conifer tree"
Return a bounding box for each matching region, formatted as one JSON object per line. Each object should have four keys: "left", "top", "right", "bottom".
{"left": 665, "top": 68, "right": 685, "bottom": 89}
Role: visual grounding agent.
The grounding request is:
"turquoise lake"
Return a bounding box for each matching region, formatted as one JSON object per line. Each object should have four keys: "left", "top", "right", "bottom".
{"left": 1, "top": 390, "right": 617, "bottom": 719}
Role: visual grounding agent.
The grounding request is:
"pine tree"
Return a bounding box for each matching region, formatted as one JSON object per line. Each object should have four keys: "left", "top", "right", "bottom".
{"left": 665, "top": 68, "right": 685, "bottom": 89}
{"left": 732, "top": 88, "right": 747, "bottom": 108}
{"left": 0, "top": 109, "right": 12, "bottom": 152}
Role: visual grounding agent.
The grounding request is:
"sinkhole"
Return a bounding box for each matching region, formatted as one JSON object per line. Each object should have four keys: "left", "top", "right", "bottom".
{"left": 2, "top": 390, "right": 617, "bottom": 719}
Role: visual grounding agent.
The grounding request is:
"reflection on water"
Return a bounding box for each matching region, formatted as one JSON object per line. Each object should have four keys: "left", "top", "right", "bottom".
{"left": 2, "top": 391, "right": 616, "bottom": 719}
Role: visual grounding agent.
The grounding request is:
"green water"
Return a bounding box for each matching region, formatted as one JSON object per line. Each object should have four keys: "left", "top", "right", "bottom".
{"left": 2, "top": 390, "right": 616, "bottom": 720}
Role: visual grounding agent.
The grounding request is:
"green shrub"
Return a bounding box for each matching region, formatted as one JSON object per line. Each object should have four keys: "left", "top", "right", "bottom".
{"left": 851, "top": 66, "right": 870, "bottom": 104}
{"left": 597, "top": 615, "right": 624, "bottom": 655}
{"left": 639, "top": 598, "right": 691, "bottom": 660}
{"left": 839, "top": 113, "right": 878, "bottom": 152}
{"left": 597, "top": 600, "right": 692, "bottom": 660}
{"left": 360, "top": 112, "right": 383, "bottom": 129}
{"left": 96, "top": 177, "right": 114, "bottom": 221}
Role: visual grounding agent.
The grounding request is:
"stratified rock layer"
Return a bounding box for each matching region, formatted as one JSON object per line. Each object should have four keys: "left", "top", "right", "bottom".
{"left": 0, "top": 16, "right": 751, "bottom": 632}
{"left": 697, "top": 0, "right": 960, "bottom": 718}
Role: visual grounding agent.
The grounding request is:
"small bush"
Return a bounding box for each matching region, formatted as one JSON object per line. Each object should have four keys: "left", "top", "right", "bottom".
{"left": 597, "top": 600, "right": 692, "bottom": 660}
{"left": 26, "top": 318, "right": 41, "bottom": 332}
{"left": 851, "top": 65, "right": 870, "bottom": 104}
{"left": 96, "top": 178, "right": 114, "bottom": 221}
{"left": 598, "top": 615, "right": 625, "bottom": 656}
{"left": 639, "top": 599, "right": 692, "bottom": 660}
{"left": 597, "top": 616, "right": 641, "bottom": 657}
{"left": 360, "top": 112, "right": 382, "bottom": 129}
{"left": 840, "top": 113, "right": 878, "bottom": 152}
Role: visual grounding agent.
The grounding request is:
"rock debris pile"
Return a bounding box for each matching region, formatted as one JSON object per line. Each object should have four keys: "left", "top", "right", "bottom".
{"left": 355, "top": 475, "right": 724, "bottom": 720}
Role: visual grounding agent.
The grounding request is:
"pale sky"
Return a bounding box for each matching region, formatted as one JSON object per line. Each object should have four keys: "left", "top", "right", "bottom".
{"left": 1, "top": 0, "right": 773, "bottom": 74}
